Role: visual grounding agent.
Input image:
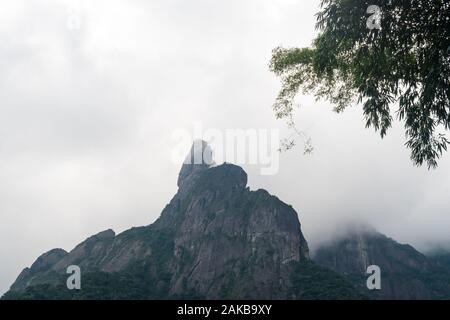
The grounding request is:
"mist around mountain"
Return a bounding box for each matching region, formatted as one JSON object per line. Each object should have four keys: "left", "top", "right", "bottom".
{"left": 313, "top": 226, "right": 450, "bottom": 299}
{"left": 2, "top": 142, "right": 449, "bottom": 300}
{"left": 2, "top": 141, "right": 362, "bottom": 300}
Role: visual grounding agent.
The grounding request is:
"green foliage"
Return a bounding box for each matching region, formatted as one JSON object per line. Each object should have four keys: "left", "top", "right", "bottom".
{"left": 119, "top": 226, "right": 175, "bottom": 270}
{"left": 2, "top": 260, "right": 367, "bottom": 300}
{"left": 289, "top": 261, "right": 367, "bottom": 300}
{"left": 2, "top": 271, "right": 167, "bottom": 300}
{"left": 1, "top": 226, "right": 178, "bottom": 300}
{"left": 270, "top": 0, "right": 450, "bottom": 168}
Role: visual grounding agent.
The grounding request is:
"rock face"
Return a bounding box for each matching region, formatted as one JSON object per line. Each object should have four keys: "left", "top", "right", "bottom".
{"left": 177, "top": 139, "right": 214, "bottom": 188}
{"left": 313, "top": 226, "right": 450, "bottom": 299}
{"left": 5, "top": 141, "right": 362, "bottom": 300}
{"left": 162, "top": 161, "right": 310, "bottom": 298}
{"left": 11, "top": 249, "right": 68, "bottom": 292}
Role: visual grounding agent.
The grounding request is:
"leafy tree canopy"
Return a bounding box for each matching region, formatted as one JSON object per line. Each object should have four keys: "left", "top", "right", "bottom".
{"left": 270, "top": 0, "right": 450, "bottom": 168}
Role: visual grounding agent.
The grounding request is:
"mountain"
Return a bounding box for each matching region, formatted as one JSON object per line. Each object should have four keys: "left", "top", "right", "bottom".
{"left": 2, "top": 141, "right": 362, "bottom": 300}
{"left": 312, "top": 226, "right": 450, "bottom": 299}
{"left": 428, "top": 249, "right": 450, "bottom": 269}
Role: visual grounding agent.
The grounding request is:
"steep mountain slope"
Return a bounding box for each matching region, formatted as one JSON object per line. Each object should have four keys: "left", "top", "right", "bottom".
{"left": 313, "top": 226, "right": 450, "bottom": 299}
{"left": 3, "top": 141, "right": 362, "bottom": 300}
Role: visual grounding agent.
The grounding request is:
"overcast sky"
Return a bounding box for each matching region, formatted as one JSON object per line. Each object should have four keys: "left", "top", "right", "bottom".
{"left": 1, "top": 0, "right": 450, "bottom": 296}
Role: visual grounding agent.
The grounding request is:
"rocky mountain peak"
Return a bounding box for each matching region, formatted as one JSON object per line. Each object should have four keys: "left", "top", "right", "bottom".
{"left": 85, "top": 229, "right": 116, "bottom": 242}
{"left": 177, "top": 140, "right": 214, "bottom": 188}
{"left": 29, "top": 249, "right": 68, "bottom": 272}
{"left": 4, "top": 141, "right": 363, "bottom": 300}
{"left": 10, "top": 248, "right": 68, "bottom": 292}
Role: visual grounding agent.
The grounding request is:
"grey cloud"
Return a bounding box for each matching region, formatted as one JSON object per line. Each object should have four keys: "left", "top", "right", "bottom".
{"left": 0, "top": 0, "right": 449, "bottom": 295}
